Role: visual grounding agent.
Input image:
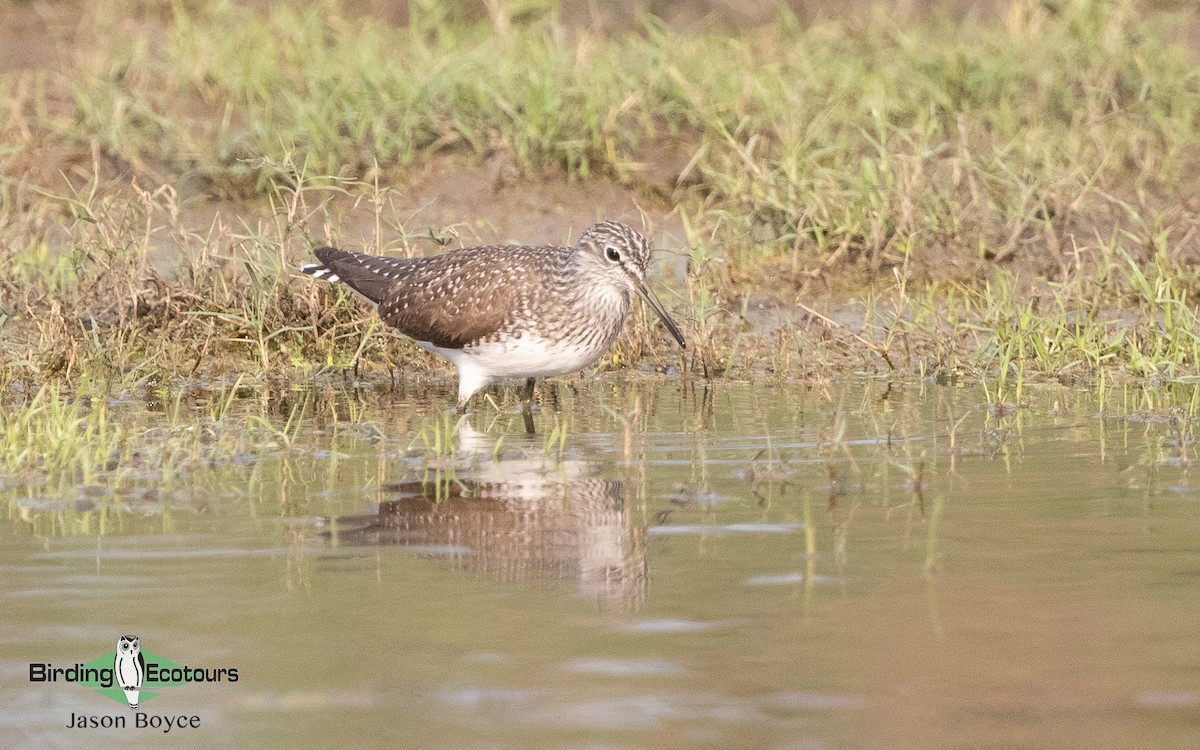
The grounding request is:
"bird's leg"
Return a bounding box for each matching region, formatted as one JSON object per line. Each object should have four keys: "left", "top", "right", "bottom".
{"left": 519, "top": 378, "right": 537, "bottom": 435}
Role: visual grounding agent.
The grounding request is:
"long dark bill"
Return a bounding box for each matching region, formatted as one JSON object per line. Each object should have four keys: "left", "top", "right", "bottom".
{"left": 633, "top": 277, "right": 686, "bottom": 349}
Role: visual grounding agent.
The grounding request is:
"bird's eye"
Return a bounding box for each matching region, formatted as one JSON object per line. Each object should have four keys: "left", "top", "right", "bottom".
{"left": 605, "top": 246, "right": 621, "bottom": 262}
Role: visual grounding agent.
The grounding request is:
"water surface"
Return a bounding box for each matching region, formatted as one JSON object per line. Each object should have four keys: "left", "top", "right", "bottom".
{"left": 3, "top": 382, "right": 1198, "bottom": 749}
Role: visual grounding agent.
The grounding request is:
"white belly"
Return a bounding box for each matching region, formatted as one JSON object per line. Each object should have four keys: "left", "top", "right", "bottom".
{"left": 423, "top": 335, "right": 604, "bottom": 378}
{"left": 413, "top": 334, "right": 610, "bottom": 403}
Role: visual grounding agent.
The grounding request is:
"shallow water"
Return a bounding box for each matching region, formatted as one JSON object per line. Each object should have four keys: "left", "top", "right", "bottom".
{"left": 3, "top": 381, "right": 1199, "bottom": 749}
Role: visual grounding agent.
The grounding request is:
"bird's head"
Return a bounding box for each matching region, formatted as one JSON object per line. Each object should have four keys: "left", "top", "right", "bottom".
{"left": 576, "top": 221, "right": 685, "bottom": 349}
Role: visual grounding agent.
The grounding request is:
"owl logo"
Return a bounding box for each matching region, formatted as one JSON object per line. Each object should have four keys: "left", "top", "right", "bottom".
{"left": 114, "top": 635, "right": 145, "bottom": 710}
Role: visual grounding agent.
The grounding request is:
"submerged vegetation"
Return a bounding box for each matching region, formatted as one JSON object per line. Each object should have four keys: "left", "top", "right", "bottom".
{"left": 0, "top": 375, "right": 573, "bottom": 524}
{"left": 2, "top": 0, "right": 1200, "bottom": 393}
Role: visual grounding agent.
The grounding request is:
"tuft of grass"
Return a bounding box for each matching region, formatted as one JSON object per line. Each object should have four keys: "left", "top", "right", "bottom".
{"left": 543, "top": 414, "right": 569, "bottom": 460}
{"left": 409, "top": 411, "right": 468, "bottom": 465}
{"left": 0, "top": 380, "right": 306, "bottom": 492}
{"left": 0, "top": 386, "right": 125, "bottom": 485}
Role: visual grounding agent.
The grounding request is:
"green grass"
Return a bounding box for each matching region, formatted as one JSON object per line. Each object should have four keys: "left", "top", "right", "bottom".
{"left": 0, "top": 377, "right": 314, "bottom": 490}
{"left": 60, "top": 1, "right": 1199, "bottom": 244}
{"left": 2, "top": 0, "right": 1200, "bottom": 386}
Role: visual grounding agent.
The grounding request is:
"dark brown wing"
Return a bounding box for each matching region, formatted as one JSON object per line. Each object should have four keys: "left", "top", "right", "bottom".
{"left": 378, "top": 245, "right": 564, "bottom": 350}
{"left": 313, "top": 244, "right": 570, "bottom": 351}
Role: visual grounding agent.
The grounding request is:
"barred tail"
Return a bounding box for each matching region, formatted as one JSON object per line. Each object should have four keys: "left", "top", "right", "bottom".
{"left": 300, "top": 246, "right": 402, "bottom": 307}
{"left": 300, "top": 263, "right": 341, "bottom": 283}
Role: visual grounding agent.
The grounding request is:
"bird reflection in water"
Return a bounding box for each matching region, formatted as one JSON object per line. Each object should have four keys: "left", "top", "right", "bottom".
{"left": 326, "top": 425, "right": 646, "bottom": 610}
